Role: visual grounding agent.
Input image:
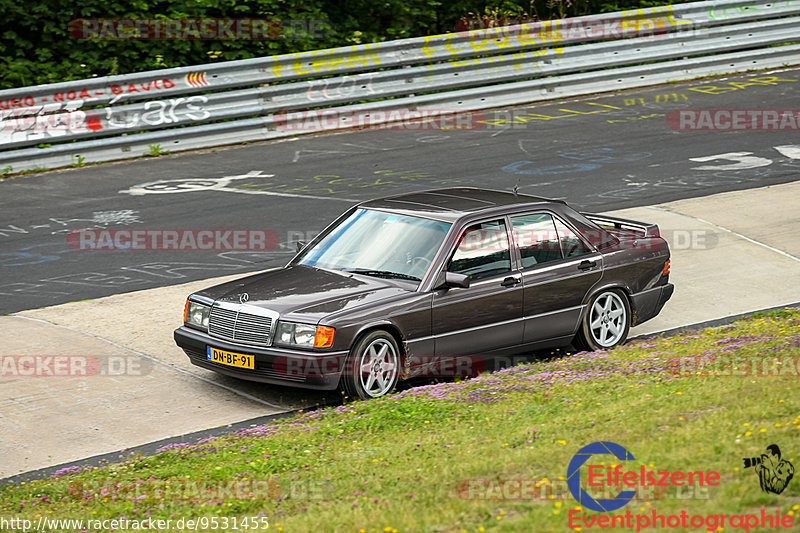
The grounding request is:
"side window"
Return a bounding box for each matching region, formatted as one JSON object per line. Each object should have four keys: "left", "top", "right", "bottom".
{"left": 510, "top": 213, "right": 562, "bottom": 268}
{"left": 448, "top": 219, "right": 511, "bottom": 280}
{"left": 554, "top": 218, "right": 593, "bottom": 258}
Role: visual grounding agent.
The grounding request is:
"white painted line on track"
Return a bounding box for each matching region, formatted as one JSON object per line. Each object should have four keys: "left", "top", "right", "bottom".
{"left": 645, "top": 206, "right": 800, "bottom": 264}
{"left": 220, "top": 187, "right": 358, "bottom": 203}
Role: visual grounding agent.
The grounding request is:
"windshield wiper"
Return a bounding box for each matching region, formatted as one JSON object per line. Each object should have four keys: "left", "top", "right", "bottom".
{"left": 344, "top": 269, "right": 421, "bottom": 282}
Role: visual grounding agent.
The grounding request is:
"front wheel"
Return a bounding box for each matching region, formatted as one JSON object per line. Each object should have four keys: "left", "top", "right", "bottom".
{"left": 575, "top": 289, "right": 631, "bottom": 351}
{"left": 340, "top": 330, "right": 400, "bottom": 400}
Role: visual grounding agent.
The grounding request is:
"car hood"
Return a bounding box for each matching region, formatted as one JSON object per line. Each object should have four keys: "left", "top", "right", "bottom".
{"left": 194, "top": 264, "right": 413, "bottom": 323}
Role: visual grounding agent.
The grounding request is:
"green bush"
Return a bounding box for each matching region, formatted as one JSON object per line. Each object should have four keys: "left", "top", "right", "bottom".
{"left": 0, "top": 0, "right": 689, "bottom": 89}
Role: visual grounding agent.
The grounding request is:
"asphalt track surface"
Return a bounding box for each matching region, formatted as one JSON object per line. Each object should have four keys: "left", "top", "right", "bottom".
{"left": 1, "top": 67, "right": 800, "bottom": 315}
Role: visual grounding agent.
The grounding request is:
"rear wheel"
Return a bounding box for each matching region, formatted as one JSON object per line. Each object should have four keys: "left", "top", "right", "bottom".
{"left": 575, "top": 289, "right": 630, "bottom": 351}
{"left": 340, "top": 330, "right": 400, "bottom": 400}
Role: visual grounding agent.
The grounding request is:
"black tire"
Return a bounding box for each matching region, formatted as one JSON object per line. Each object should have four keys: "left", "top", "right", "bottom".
{"left": 575, "top": 289, "right": 631, "bottom": 351}
{"left": 340, "top": 330, "right": 400, "bottom": 400}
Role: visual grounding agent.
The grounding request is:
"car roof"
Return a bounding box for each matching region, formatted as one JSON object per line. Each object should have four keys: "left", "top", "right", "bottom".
{"left": 357, "top": 187, "right": 564, "bottom": 222}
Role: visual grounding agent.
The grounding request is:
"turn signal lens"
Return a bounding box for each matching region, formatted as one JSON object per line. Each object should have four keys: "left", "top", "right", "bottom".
{"left": 314, "top": 326, "right": 335, "bottom": 348}
{"left": 663, "top": 260, "right": 671, "bottom": 276}
{"left": 183, "top": 299, "right": 189, "bottom": 323}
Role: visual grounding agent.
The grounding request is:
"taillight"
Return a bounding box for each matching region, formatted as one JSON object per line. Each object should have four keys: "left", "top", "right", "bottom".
{"left": 663, "top": 260, "right": 671, "bottom": 276}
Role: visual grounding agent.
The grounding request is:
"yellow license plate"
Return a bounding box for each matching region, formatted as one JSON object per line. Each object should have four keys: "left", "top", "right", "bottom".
{"left": 206, "top": 347, "right": 255, "bottom": 370}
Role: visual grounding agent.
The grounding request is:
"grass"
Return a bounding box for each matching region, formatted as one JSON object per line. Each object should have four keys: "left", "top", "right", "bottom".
{"left": 145, "top": 144, "right": 169, "bottom": 157}
{"left": 2, "top": 309, "right": 800, "bottom": 532}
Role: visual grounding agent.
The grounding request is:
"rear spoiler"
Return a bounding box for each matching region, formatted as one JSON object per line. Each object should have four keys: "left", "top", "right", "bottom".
{"left": 581, "top": 213, "right": 661, "bottom": 238}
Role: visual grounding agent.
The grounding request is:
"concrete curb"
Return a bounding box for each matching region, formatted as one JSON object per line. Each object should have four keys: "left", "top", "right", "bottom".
{"left": 0, "top": 410, "right": 300, "bottom": 487}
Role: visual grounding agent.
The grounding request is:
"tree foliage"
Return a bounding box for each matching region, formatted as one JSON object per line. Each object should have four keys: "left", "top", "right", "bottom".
{"left": 0, "top": 0, "right": 689, "bottom": 89}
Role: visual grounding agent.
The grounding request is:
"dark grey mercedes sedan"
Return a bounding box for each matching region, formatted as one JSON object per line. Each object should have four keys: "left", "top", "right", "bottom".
{"left": 174, "top": 188, "right": 673, "bottom": 399}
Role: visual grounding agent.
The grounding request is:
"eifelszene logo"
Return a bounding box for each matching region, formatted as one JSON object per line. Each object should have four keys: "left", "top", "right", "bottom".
{"left": 743, "top": 444, "right": 795, "bottom": 495}
{"left": 567, "top": 441, "right": 637, "bottom": 512}
{"left": 566, "top": 441, "right": 797, "bottom": 531}
{"left": 566, "top": 441, "right": 721, "bottom": 512}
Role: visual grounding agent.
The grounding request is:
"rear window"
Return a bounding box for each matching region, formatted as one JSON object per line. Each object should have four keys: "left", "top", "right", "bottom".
{"left": 553, "top": 218, "right": 594, "bottom": 257}
{"left": 569, "top": 212, "right": 621, "bottom": 250}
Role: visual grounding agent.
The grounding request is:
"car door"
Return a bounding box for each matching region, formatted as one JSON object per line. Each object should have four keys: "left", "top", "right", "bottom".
{"left": 509, "top": 212, "right": 603, "bottom": 344}
{"left": 431, "top": 217, "right": 524, "bottom": 356}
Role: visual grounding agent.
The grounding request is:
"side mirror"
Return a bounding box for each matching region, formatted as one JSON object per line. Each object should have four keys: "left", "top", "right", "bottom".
{"left": 296, "top": 240, "right": 308, "bottom": 252}
{"left": 434, "top": 271, "right": 470, "bottom": 290}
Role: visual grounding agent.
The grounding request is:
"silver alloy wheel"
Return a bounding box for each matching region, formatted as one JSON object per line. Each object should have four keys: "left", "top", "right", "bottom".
{"left": 589, "top": 292, "right": 627, "bottom": 347}
{"left": 357, "top": 338, "right": 399, "bottom": 397}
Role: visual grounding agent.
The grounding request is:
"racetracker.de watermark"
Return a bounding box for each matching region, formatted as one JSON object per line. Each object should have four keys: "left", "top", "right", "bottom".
{"left": 273, "top": 354, "right": 546, "bottom": 380}
{"left": 273, "top": 109, "right": 486, "bottom": 132}
{"left": 64, "top": 477, "right": 331, "bottom": 502}
{"left": 68, "top": 18, "right": 332, "bottom": 40}
{"left": 677, "top": 355, "right": 800, "bottom": 377}
{"left": 457, "top": 477, "right": 713, "bottom": 502}
{"left": 667, "top": 109, "right": 800, "bottom": 131}
{"left": 66, "top": 229, "right": 280, "bottom": 251}
{"left": 454, "top": 13, "right": 690, "bottom": 40}
{"left": 453, "top": 228, "right": 716, "bottom": 252}
{"left": 0, "top": 355, "right": 151, "bottom": 377}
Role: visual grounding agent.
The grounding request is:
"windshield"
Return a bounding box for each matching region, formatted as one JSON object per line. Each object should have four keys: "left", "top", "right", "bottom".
{"left": 297, "top": 208, "right": 452, "bottom": 283}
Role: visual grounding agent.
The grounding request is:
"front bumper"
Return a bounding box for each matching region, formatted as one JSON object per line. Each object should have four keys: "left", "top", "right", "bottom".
{"left": 174, "top": 326, "right": 349, "bottom": 390}
{"left": 631, "top": 283, "right": 674, "bottom": 326}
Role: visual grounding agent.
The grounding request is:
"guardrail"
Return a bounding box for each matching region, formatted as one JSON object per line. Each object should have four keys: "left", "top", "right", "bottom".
{"left": 1, "top": 0, "right": 799, "bottom": 172}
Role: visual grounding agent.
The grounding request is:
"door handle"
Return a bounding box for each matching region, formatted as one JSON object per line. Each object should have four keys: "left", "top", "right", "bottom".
{"left": 578, "top": 260, "right": 596, "bottom": 271}
{"left": 501, "top": 276, "right": 521, "bottom": 287}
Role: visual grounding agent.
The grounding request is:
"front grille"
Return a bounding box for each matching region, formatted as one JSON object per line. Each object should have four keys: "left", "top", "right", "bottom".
{"left": 209, "top": 304, "right": 273, "bottom": 346}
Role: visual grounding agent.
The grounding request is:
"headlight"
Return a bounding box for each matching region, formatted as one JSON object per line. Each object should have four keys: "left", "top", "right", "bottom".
{"left": 276, "top": 322, "right": 335, "bottom": 349}
{"left": 185, "top": 300, "right": 211, "bottom": 331}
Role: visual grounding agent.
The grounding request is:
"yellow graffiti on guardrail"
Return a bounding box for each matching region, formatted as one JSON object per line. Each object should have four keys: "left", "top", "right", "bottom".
{"left": 270, "top": 45, "right": 382, "bottom": 77}
{"left": 421, "top": 24, "right": 562, "bottom": 62}
{"left": 619, "top": 6, "right": 692, "bottom": 31}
